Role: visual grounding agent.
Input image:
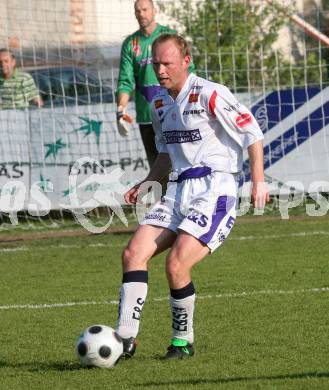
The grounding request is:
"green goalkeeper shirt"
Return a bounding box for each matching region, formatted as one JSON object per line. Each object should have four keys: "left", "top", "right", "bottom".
{"left": 117, "top": 23, "right": 195, "bottom": 124}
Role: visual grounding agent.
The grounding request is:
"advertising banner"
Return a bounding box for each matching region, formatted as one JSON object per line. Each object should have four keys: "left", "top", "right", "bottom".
{"left": 1, "top": 88, "right": 329, "bottom": 213}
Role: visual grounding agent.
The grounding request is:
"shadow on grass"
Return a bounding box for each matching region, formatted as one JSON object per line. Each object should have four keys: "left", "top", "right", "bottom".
{"left": 0, "top": 354, "right": 160, "bottom": 372}
{"left": 0, "top": 359, "right": 83, "bottom": 372}
{"left": 135, "top": 371, "right": 329, "bottom": 387}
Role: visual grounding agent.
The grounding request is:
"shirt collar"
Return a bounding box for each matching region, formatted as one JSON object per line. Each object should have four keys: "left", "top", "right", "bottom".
{"left": 139, "top": 23, "right": 160, "bottom": 38}
{"left": 12, "top": 68, "right": 18, "bottom": 79}
{"left": 174, "top": 73, "right": 197, "bottom": 104}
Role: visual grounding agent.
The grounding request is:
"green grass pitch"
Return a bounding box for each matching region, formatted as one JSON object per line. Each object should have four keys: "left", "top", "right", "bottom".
{"left": 0, "top": 216, "right": 328, "bottom": 389}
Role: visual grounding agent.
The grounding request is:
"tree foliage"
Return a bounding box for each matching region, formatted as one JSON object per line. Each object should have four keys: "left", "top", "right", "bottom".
{"left": 162, "top": 0, "right": 327, "bottom": 92}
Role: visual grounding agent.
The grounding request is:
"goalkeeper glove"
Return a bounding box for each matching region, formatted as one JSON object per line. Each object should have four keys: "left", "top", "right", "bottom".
{"left": 116, "top": 106, "right": 133, "bottom": 137}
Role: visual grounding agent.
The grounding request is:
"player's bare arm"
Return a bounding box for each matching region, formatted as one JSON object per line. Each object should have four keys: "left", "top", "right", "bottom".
{"left": 248, "top": 140, "right": 270, "bottom": 209}
{"left": 124, "top": 152, "right": 171, "bottom": 204}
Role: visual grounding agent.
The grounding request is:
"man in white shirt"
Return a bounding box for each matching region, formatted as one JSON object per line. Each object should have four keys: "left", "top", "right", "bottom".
{"left": 116, "top": 34, "right": 269, "bottom": 359}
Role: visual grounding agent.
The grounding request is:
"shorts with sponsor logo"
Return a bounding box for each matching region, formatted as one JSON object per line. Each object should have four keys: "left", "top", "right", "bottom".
{"left": 140, "top": 171, "right": 237, "bottom": 253}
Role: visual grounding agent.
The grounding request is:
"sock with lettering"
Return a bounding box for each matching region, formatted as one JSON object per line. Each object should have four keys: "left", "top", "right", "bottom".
{"left": 116, "top": 270, "right": 148, "bottom": 339}
{"left": 169, "top": 282, "right": 196, "bottom": 344}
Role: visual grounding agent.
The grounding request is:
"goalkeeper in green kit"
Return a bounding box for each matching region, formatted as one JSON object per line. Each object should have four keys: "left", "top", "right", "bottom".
{"left": 116, "top": 0, "right": 195, "bottom": 167}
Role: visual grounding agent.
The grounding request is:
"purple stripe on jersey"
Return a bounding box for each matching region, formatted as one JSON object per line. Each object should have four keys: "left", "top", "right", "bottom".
{"left": 140, "top": 85, "right": 163, "bottom": 103}
{"left": 176, "top": 166, "right": 212, "bottom": 183}
{"left": 198, "top": 196, "right": 236, "bottom": 244}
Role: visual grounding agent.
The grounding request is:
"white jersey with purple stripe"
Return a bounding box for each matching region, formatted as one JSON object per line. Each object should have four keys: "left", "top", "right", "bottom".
{"left": 142, "top": 74, "right": 264, "bottom": 251}
{"left": 151, "top": 73, "right": 264, "bottom": 175}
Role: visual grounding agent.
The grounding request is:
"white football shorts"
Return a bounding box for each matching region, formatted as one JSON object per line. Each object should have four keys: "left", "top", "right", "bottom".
{"left": 140, "top": 170, "right": 237, "bottom": 253}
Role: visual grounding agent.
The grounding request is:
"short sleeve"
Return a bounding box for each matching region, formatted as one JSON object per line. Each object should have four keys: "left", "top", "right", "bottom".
{"left": 208, "top": 85, "right": 263, "bottom": 149}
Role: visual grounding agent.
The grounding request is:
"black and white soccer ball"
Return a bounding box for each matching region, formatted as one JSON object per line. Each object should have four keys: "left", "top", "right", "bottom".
{"left": 76, "top": 325, "right": 123, "bottom": 368}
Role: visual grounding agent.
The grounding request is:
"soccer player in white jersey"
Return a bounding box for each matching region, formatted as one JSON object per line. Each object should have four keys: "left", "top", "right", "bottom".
{"left": 116, "top": 34, "right": 269, "bottom": 359}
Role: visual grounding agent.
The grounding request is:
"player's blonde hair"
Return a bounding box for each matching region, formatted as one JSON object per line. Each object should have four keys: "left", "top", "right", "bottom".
{"left": 152, "top": 34, "right": 191, "bottom": 58}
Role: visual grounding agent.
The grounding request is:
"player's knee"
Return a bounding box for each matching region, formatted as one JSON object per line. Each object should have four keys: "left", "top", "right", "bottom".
{"left": 122, "top": 245, "right": 148, "bottom": 271}
{"left": 122, "top": 246, "right": 140, "bottom": 268}
{"left": 166, "top": 256, "right": 184, "bottom": 281}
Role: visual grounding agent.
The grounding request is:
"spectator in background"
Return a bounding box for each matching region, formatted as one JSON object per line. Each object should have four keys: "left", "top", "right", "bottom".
{"left": 0, "top": 48, "right": 43, "bottom": 110}
{"left": 116, "top": 0, "right": 194, "bottom": 167}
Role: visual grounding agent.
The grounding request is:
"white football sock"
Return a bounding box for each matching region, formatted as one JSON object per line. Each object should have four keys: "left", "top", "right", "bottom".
{"left": 116, "top": 271, "right": 148, "bottom": 339}
{"left": 170, "top": 283, "right": 196, "bottom": 344}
